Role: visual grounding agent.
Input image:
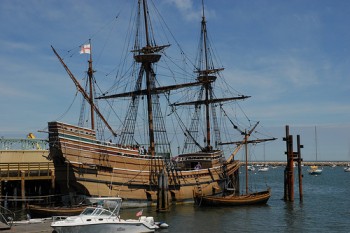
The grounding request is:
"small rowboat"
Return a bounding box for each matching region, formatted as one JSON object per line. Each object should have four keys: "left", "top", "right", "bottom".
{"left": 28, "top": 204, "right": 88, "bottom": 217}
{"left": 194, "top": 188, "right": 271, "bottom": 206}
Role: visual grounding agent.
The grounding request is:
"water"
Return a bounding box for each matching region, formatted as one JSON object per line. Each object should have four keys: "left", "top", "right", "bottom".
{"left": 121, "top": 166, "right": 350, "bottom": 232}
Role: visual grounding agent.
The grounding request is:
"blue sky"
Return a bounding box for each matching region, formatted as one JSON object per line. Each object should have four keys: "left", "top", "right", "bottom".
{"left": 1, "top": 0, "right": 350, "bottom": 161}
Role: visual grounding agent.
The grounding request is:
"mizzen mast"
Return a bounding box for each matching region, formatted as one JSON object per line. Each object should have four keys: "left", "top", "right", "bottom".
{"left": 201, "top": 2, "right": 213, "bottom": 150}
{"left": 175, "top": 1, "right": 249, "bottom": 153}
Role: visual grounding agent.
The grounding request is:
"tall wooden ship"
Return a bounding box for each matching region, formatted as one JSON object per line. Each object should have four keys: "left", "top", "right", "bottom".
{"left": 48, "top": 0, "right": 271, "bottom": 208}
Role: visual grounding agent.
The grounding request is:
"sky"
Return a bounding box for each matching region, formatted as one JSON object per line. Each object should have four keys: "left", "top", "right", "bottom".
{"left": 1, "top": 0, "right": 350, "bottom": 161}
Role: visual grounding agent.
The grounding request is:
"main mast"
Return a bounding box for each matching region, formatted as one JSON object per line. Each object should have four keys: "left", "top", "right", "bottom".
{"left": 140, "top": 0, "right": 156, "bottom": 157}
{"left": 97, "top": 0, "right": 210, "bottom": 160}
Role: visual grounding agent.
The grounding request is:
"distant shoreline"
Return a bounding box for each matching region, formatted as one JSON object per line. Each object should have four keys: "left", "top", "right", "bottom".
{"left": 246, "top": 161, "right": 349, "bottom": 166}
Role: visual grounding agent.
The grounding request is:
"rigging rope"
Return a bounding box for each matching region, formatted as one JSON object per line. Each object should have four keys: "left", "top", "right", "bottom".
{"left": 54, "top": 90, "right": 79, "bottom": 122}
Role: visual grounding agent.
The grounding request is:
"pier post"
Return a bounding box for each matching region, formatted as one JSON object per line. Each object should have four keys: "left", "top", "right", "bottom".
{"left": 296, "top": 135, "right": 303, "bottom": 202}
{"left": 283, "top": 125, "right": 303, "bottom": 202}
{"left": 288, "top": 135, "right": 294, "bottom": 201}
{"left": 283, "top": 126, "right": 294, "bottom": 201}
{"left": 157, "top": 169, "right": 169, "bottom": 212}
{"left": 50, "top": 169, "right": 55, "bottom": 204}
{"left": 234, "top": 169, "right": 240, "bottom": 195}
{"left": 21, "top": 171, "right": 25, "bottom": 209}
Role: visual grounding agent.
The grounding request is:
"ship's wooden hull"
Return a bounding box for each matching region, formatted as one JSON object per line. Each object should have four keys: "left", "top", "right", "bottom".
{"left": 48, "top": 122, "right": 241, "bottom": 207}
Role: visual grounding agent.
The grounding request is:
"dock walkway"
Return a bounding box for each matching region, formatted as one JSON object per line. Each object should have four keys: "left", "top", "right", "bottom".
{"left": 2, "top": 220, "right": 52, "bottom": 233}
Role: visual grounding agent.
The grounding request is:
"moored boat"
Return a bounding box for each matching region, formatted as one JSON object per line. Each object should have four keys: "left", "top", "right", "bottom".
{"left": 194, "top": 119, "right": 272, "bottom": 206}
{"left": 258, "top": 166, "right": 269, "bottom": 172}
{"left": 308, "top": 127, "right": 322, "bottom": 175}
{"left": 308, "top": 165, "right": 323, "bottom": 175}
{"left": 247, "top": 165, "right": 255, "bottom": 171}
{"left": 51, "top": 198, "right": 164, "bottom": 233}
{"left": 48, "top": 0, "right": 275, "bottom": 208}
{"left": 49, "top": 121, "right": 241, "bottom": 207}
{"left": 28, "top": 204, "right": 89, "bottom": 218}
{"left": 344, "top": 165, "right": 350, "bottom": 172}
{"left": 194, "top": 188, "right": 271, "bottom": 206}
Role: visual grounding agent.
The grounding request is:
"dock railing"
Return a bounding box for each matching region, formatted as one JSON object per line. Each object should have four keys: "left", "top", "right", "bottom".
{"left": 0, "top": 138, "right": 48, "bottom": 151}
{"left": 0, "top": 162, "right": 54, "bottom": 180}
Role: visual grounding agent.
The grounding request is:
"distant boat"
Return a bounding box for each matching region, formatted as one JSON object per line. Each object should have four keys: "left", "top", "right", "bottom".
{"left": 258, "top": 144, "right": 269, "bottom": 172}
{"left": 258, "top": 166, "right": 269, "bottom": 172}
{"left": 247, "top": 165, "right": 255, "bottom": 171}
{"left": 307, "top": 165, "right": 323, "bottom": 175}
{"left": 344, "top": 164, "right": 350, "bottom": 172}
{"left": 308, "top": 126, "right": 322, "bottom": 175}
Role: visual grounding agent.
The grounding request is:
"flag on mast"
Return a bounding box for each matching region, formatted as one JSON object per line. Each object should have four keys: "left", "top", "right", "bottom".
{"left": 80, "top": 44, "right": 91, "bottom": 54}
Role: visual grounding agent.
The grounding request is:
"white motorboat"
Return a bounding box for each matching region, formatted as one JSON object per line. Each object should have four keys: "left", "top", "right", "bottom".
{"left": 258, "top": 166, "right": 269, "bottom": 172}
{"left": 344, "top": 165, "right": 350, "bottom": 172}
{"left": 308, "top": 165, "right": 323, "bottom": 175}
{"left": 247, "top": 165, "right": 255, "bottom": 171}
{"left": 51, "top": 198, "right": 165, "bottom": 233}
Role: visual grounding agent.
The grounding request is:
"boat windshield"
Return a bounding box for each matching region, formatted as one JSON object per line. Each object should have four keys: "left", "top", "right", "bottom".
{"left": 80, "top": 207, "right": 114, "bottom": 217}
{"left": 99, "top": 209, "right": 114, "bottom": 216}
{"left": 81, "top": 207, "right": 95, "bottom": 216}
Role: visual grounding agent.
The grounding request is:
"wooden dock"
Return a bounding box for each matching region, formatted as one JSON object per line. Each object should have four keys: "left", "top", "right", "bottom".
{"left": 0, "top": 138, "right": 54, "bottom": 207}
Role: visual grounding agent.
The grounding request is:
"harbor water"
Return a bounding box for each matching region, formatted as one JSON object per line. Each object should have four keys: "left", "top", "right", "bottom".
{"left": 120, "top": 165, "right": 349, "bottom": 233}
{"left": 7, "top": 165, "right": 348, "bottom": 232}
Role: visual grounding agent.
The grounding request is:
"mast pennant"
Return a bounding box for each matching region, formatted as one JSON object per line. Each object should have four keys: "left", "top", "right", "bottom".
{"left": 80, "top": 44, "right": 91, "bottom": 54}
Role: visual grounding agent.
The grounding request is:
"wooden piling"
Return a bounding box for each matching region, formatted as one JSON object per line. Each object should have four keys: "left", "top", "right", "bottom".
{"left": 157, "top": 169, "right": 169, "bottom": 212}
{"left": 21, "top": 171, "right": 25, "bottom": 208}
{"left": 296, "top": 135, "right": 303, "bottom": 202}
{"left": 283, "top": 126, "right": 293, "bottom": 201}
{"left": 283, "top": 125, "right": 303, "bottom": 202}
{"left": 287, "top": 134, "right": 294, "bottom": 201}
